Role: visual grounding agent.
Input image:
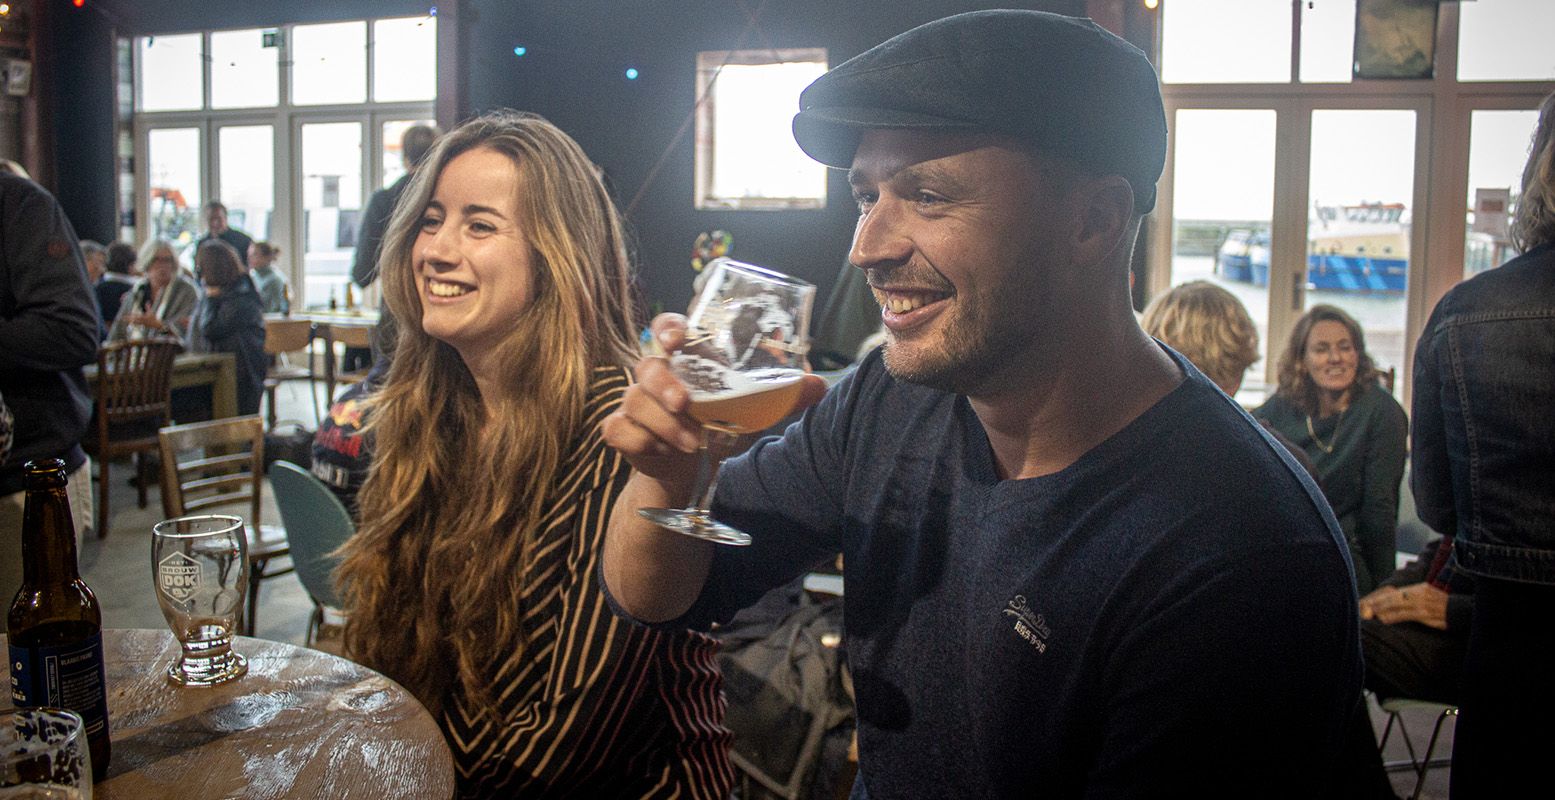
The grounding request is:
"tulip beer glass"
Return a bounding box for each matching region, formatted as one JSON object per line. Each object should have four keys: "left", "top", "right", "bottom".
{"left": 151, "top": 515, "right": 249, "bottom": 686}
{"left": 638, "top": 258, "right": 815, "bottom": 545}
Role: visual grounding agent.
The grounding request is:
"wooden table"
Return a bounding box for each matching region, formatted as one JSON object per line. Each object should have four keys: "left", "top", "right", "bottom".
{"left": 1, "top": 629, "right": 455, "bottom": 799}
{"left": 85, "top": 352, "right": 239, "bottom": 421}
{"left": 266, "top": 311, "right": 380, "bottom": 403}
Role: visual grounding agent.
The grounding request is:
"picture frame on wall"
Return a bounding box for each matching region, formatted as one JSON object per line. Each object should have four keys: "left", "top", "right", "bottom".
{"left": 1353, "top": 0, "right": 1440, "bottom": 79}
{"left": 3, "top": 60, "right": 31, "bottom": 97}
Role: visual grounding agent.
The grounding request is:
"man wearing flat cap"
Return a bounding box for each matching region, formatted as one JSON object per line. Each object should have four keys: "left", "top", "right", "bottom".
{"left": 603, "top": 10, "right": 1361, "bottom": 797}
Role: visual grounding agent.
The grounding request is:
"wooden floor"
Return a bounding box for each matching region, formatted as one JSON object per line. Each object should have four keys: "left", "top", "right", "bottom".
{"left": 78, "top": 379, "right": 1456, "bottom": 799}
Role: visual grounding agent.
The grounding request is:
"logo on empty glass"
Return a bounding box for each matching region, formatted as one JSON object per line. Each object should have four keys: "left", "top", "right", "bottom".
{"left": 159, "top": 552, "right": 201, "bottom": 602}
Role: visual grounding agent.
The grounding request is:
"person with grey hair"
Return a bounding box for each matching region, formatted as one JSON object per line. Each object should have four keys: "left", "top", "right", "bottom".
{"left": 82, "top": 239, "right": 133, "bottom": 335}
{"left": 1411, "top": 89, "right": 1555, "bottom": 793}
{"left": 601, "top": 10, "right": 1359, "bottom": 797}
{"left": 106, "top": 238, "right": 199, "bottom": 341}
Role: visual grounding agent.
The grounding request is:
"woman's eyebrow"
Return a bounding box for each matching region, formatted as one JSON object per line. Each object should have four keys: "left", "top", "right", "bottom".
{"left": 462, "top": 203, "right": 508, "bottom": 219}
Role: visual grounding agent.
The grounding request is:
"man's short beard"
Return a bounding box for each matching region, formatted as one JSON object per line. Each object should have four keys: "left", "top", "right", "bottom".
{"left": 878, "top": 320, "right": 1018, "bottom": 396}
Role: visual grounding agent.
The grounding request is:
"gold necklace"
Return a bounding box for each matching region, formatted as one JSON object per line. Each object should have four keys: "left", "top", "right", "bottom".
{"left": 1306, "top": 410, "right": 1344, "bottom": 454}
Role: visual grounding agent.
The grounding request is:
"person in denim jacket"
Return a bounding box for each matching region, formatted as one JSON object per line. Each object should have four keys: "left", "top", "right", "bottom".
{"left": 1411, "top": 90, "right": 1555, "bottom": 793}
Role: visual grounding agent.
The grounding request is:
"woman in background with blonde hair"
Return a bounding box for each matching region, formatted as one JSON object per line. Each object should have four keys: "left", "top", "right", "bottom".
{"left": 334, "top": 110, "right": 733, "bottom": 799}
{"left": 1140, "top": 280, "right": 1260, "bottom": 396}
{"left": 1143, "top": 281, "right": 1318, "bottom": 479}
{"left": 106, "top": 238, "right": 199, "bottom": 341}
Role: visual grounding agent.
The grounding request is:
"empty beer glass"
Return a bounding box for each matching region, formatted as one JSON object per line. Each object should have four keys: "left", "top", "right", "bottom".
{"left": 151, "top": 515, "right": 249, "bottom": 686}
{"left": 637, "top": 258, "right": 815, "bottom": 545}
{"left": 0, "top": 707, "right": 92, "bottom": 799}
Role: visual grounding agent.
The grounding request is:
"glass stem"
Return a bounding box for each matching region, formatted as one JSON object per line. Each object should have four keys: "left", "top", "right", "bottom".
{"left": 688, "top": 427, "right": 726, "bottom": 517}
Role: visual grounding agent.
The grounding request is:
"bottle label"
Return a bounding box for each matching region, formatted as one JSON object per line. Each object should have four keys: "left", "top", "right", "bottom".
{"left": 9, "top": 633, "right": 111, "bottom": 740}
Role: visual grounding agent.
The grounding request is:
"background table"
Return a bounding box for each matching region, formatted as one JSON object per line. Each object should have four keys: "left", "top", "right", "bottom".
{"left": 85, "top": 352, "right": 239, "bottom": 421}
{"left": 1, "top": 628, "right": 454, "bottom": 799}
{"left": 265, "top": 311, "right": 380, "bottom": 402}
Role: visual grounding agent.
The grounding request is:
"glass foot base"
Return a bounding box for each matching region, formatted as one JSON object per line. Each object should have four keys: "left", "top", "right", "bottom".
{"left": 638, "top": 508, "right": 752, "bottom": 546}
{"left": 167, "top": 650, "right": 248, "bottom": 687}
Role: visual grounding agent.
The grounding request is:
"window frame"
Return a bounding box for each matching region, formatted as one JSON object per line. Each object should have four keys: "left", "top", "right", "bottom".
{"left": 126, "top": 16, "right": 436, "bottom": 309}
{"left": 1147, "top": 1, "right": 1554, "bottom": 406}
{"left": 693, "top": 47, "right": 829, "bottom": 211}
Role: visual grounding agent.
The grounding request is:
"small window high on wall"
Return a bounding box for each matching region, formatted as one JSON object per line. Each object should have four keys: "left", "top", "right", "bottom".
{"left": 694, "top": 49, "right": 827, "bottom": 210}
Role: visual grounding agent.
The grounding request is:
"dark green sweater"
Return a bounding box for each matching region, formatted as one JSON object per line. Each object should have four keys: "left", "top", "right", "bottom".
{"left": 1255, "top": 381, "right": 1408, "bottom": 593}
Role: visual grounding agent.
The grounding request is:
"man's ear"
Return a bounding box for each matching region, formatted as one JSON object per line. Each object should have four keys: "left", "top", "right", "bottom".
{"left": 1070, "top": 175, "right": 1136, "bottom": 266}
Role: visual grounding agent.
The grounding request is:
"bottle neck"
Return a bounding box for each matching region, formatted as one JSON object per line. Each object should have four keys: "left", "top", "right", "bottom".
{"left": 20, "top": 485, "right": 82, "bottom": 588}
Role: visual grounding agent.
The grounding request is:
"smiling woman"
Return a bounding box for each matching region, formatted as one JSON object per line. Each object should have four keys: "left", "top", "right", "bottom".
{"left": 412, "top": 147, "right": 537, "bottom": 384}
{"left": 1254, "top": 304, "right": 1408, "bottom": 593}
{"left": 334, "top": 110, "right": 734, "bottom": 799}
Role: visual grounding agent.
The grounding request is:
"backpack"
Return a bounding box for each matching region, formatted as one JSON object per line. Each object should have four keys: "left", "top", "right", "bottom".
{"left": 716, "top": 581, "right": 855, "bottom": 800}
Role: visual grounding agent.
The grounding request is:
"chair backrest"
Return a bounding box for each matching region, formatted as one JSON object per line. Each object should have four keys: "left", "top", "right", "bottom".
{"left": 97, "top": 338, "right": 181, "bottom": 427}
{"left": 158, "top": 415, "right": 267, "bottom": 525}
{"left": 331, "top": 323, "right": 375, "bottom": 350}
{"left": 264, "top": 318, "right": 313, "bottom": 355}
{"left": 269, "top": 460, "right": 354, "bottom": 609}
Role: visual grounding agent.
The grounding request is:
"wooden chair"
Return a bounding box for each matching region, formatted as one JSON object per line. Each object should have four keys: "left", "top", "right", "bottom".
{"left": 158, "top": 415, "right": 293, "bottom": 637}
{"left": 263, "top": 318, "right": 318, "bottom": 430}
{"left": 83, "top": 337, "right": 181, "bottom": 539}
{"left": 325, "top": 323, "right": 376, "bottom": 403}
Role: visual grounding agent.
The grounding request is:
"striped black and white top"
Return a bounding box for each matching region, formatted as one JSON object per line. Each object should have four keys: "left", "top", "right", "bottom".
{"left": 443, "top": 366, "right": 734, "bottom": 798}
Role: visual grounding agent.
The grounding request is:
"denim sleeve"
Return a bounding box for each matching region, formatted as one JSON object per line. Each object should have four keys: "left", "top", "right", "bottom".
{"left": 1410, "top": 303, "right": 1456, "bottom": 536}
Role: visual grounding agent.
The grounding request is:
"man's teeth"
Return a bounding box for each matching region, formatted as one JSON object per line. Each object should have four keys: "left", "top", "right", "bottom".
{"left": 874, "top": 289, "right": 940, "bottom": 313}
{"left": 429, "top": 280, "right": 472, "bottom": 297}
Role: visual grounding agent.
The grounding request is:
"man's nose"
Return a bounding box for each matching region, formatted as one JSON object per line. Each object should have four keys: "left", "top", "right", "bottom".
{"left": 849, "top": 200, "right": 912, "bottom": 270}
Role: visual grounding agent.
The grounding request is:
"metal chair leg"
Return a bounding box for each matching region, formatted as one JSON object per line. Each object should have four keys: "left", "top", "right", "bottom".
{"left": 1409, "top": 706, "right": 1458, "bottom": 800}
{"left": 1378, "top": 706, "right": 1398, "bottom": 751}
{"left": 245, "top": 560, "right": 265, "bottom": 637}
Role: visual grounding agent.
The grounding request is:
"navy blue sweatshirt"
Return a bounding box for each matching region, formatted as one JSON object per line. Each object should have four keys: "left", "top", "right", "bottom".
{"left": 0, "top": 174, "right": 100, "bottom": 495}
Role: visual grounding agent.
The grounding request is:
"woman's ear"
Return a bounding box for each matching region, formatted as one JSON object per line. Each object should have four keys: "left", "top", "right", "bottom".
{"left": 1070, "top": 175, "right": 1136, "bottom": 266}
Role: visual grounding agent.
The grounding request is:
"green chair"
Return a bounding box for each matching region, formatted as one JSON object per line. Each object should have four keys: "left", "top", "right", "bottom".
{"left": 269, "top": 460, "right": 354, "bottom": 646}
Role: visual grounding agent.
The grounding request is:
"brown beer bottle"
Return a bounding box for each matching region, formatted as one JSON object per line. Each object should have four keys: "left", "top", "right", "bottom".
{"left": 7, "top": 458, "right": 111, "bottom": 781}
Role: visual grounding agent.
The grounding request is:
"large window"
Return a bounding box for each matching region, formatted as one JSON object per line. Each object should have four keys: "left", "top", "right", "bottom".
{"left": 1150, "top": 0, "right": 1553, "bottom": 405}
{"left": 694, "top": 49, "right": 828, "bottom": 210}
{"left": 128, "top": 15, "right": 436, "bottom": 308}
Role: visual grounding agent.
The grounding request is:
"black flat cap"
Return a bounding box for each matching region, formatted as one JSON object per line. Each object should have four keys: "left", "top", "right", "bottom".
{"left": 792, "top": 10, "right": 1168, "bottom": 213}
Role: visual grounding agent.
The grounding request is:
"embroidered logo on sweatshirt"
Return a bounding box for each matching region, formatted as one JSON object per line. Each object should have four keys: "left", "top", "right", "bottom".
{"left": 1003, "top": 595, "right": 1051, "bottom": 653}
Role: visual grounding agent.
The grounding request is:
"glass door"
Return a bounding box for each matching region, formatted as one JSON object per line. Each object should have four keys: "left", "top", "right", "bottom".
{"left": 215, "top": 125, "right": 276, "bottom": 245}
{"left": 1166, "top": 108, "right": 1278, "bottom": 401}
{"left": 1304, "top": 109, "right": 1418, "bottom": 396}
{"left": 297, "top": 121, "right": 365, "bottom": 309}
{"left": 1464, "top": 108, "right": 1542, "bottom": 278}
{"left": 144, "top": 126, "right": 203, "bottom": 265}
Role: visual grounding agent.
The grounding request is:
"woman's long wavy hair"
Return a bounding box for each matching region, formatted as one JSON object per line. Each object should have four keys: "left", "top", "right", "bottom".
{"left": 1512, "top": 91, "right": 1555, "bottom": 254}
{"left": 336, "top": 110, "right": 640, "bottom": 718}
{"left": 1274, "top": 304, "right": 1379, "bottom": 417}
